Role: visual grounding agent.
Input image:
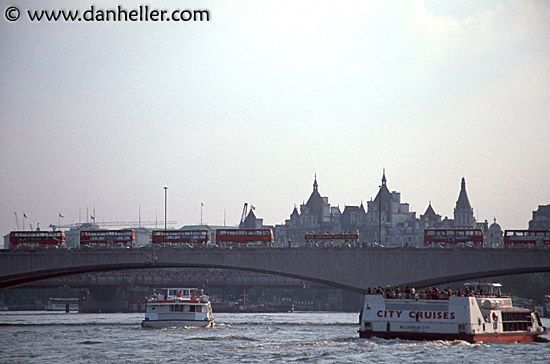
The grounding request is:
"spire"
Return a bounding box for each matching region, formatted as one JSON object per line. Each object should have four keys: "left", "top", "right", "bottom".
{"left": 291, "top": 205, "right": 299, "bottom": 218}
{"left": 381, "top": 168, "right": 387, "bottom": 187}
{"left": 424, "top": 202, "right": 437, "bottom": 217}
{"left": 455, "top": 177, "right": 472, "bottom": 210}
{"left": 313, "top": 173, "right": 318, "bottom": 191}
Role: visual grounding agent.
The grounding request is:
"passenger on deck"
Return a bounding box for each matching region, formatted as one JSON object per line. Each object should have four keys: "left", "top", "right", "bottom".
{"left": 385, "top": 285, "right": 392, "bottom": 299}
{"left": 432, "top": 286, "right": 440, "bottom": 300}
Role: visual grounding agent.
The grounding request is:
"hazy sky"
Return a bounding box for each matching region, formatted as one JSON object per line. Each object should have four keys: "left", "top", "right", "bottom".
{"left": 1, "top": 0, "right": 549, "bottom": 237}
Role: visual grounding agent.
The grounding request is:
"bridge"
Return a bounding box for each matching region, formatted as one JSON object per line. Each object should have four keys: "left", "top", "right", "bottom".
{"left": 1, "top": 247, "right": 549, "bottom": 292}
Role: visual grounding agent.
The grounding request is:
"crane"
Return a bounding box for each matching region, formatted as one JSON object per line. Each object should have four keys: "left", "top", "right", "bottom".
{"left": 240, "top": 203, "right": 248, "bottom": 226}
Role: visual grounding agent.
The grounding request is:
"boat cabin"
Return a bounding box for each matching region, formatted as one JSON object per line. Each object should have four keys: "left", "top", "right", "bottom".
{"left": 463, "top": 282, "right": 502, "bottom": 297}
{"left": 155, "top": 288, "right": 198, "bottom": 301}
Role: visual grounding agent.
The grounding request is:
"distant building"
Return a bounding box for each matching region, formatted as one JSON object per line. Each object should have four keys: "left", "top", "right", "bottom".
{"left": 274, "top": 172, "right": 422, "bottom": 247}
{"left": 529, "top": 205, "right": 550, "bottom": 230}
{"left": 364, "top": 170, "right": 419, "bottom": 246}
{"left": 239, "top": 209, "right": 265, "bottom": 229}
{"left": 486, "top": 218, "right": 503, "bottom": 248}
{"left": 274, "top": 175, "right": 340, "bottom": 246}
{"left": 273, "top": 172, "right": 502, "bottom": 248}
{"left": 419, "top": 202, "right": 442, "bottom": 228}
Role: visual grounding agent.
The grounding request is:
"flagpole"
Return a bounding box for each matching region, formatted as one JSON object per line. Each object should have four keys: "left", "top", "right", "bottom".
{"left": 201, "top": 203, "right": 203, "bottom": 226}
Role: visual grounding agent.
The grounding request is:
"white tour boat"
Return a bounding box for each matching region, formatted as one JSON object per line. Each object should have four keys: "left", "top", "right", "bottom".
{"left": 45, "top": 297, "right": 79, "bottom": 311}
{"left": 142, "top": 288, "right": 214, "bottom": 328}
{"left": 359, "top": 282, "right": 547, "bottom": 343}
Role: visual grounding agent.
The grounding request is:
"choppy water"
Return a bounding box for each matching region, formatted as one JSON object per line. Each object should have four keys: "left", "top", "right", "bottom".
{"left": 0, "top": 311, "right": 548, "bottom": 363}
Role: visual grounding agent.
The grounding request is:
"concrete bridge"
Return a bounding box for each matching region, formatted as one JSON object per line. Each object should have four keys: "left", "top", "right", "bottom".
{"left": 1, "top": 247, "right": 549, "bottom": 292}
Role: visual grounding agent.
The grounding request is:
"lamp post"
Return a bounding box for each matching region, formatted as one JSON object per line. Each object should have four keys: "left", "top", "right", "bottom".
{"left": 164, "top": 187, "right": 168, "bottom": 236}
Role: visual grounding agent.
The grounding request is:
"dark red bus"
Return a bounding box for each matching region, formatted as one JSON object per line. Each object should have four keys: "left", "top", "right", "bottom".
{"left": 304, "top": 232, "right": 359, "bottom": 246}
{"left": 9, "top": 231, "right": 66, "bottom": 249}
{"left": 215, "top": 228, "right": 274, "bottom": 247}
{"left": 80, "top": 229, "right": 135, "bottom": 248}
{"left": 152, "top": 229, "right": 210, "bottom": 247}
{"left": 424, "top": 228, "right": 483, "bottom": 248}
{"left": 503, "top": 230, "right": 550, "bottom": 248}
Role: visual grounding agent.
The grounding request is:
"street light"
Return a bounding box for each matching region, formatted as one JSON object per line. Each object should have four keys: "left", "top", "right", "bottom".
{"left": 164, "top": 187, "right": 168, "bottom": 236}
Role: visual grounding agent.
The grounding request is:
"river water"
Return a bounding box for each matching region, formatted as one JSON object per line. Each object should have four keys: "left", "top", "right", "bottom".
{"left": 0, "top": 311, "right": 548, "bottom": 363}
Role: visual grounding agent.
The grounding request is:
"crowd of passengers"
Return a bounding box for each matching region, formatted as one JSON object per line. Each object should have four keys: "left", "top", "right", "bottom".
{"left": 366, "top": 285, "right": 502, "bottom": 300}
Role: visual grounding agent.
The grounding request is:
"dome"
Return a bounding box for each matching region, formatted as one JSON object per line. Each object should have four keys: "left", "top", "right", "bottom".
{"left": 489, "top": 218, "right": 502, "bottom": 232}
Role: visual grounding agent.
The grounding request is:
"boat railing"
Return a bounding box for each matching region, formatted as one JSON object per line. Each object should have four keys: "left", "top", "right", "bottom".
{"left": 367, "top": 287, "right": 508, "bottom": 301}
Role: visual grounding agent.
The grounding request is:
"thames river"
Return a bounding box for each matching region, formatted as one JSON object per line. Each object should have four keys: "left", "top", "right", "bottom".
{"left": 0, "top": 311, "right": 548, "bottom": 363}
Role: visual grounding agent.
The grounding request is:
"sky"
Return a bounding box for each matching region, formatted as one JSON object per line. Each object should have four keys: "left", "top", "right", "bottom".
{"left": 1, "top": 0, "right": 549, "bottom": 237}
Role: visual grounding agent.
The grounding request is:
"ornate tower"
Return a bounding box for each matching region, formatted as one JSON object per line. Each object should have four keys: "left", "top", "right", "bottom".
{"left": 453, "top": 177, "right": 475, "bottom": 228}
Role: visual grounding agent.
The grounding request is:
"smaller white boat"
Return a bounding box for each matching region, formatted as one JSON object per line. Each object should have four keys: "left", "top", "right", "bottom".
{"left": 142, "top": 288, "right": 214, "bottom": 328}
{"left": 45, "top": 297, "right": 79, "bottom": 312}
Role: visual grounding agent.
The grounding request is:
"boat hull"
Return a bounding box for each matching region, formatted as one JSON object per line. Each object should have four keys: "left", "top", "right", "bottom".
{"left": 358, "top": 330, "right": 546, "bottom": 343}
{"left": 141, "top": 318, "right": 214, "bottom": 328}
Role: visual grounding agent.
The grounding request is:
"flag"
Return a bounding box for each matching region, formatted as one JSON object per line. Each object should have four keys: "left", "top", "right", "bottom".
{"left": 23, "top": 213, "right": 27, "bottom": 219}
{"left": 59, "top": 213, "right": 64, "bottom": 218}
{"left": 251, "top": 205, "right": 256, "bottom": 210}
{"left": 90, "top": 215, "right": 95, "bottom": 221}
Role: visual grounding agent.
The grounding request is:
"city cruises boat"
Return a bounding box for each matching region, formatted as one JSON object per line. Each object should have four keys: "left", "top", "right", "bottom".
{"left": 142, "top": 288, "right": 214, "bottom": 328}
{"left": 359, "top": 282, "right": 547, "bottom": 343}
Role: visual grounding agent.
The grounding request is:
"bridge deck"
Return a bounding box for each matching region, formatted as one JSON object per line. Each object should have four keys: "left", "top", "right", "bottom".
{"left": 1, "top": 247, "right": 549, "bottom": 291}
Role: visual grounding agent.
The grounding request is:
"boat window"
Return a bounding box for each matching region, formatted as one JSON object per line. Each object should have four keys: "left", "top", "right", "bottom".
{"left": 170, "top": 305, "right": 185, "bottom": 312}
{"left": 501, "top": 312, "right": 532, "bottom": 332}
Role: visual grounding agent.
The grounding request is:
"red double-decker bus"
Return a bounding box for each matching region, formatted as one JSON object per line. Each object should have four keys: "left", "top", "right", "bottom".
{"left": 152, "top": 229, "right": 210, "bottom": 247}
{"left": 80, "top": 229, "right": 135, "bottom": 248}
{"left": 304, "top": 232, "right": 359, "bottom": 247}
{"left": 215, "top": 228, "right": 274, "bottom": 247}
{"left": 503, "top": 230, "right": 550, "bottom": 248}
{"left": 424, "top": 228, "right": 484, "bottom": 248}
{"left": 9, "top": 231, "right": 66, "bottom": 249}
